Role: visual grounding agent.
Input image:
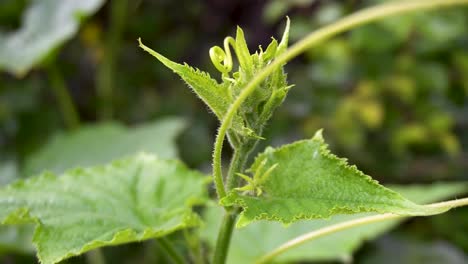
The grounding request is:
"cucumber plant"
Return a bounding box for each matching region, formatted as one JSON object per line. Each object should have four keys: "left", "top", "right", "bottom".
{"left": 1, "top": 1, "right": 468, "bottom": 264}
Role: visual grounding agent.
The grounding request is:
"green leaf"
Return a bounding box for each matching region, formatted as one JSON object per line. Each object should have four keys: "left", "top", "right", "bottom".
{"left": 0, "top": 162, "right": 34, "bottom": 255}
{"left": 0, "top": 0, "right": 105, "bottom": 76}
{"left": 138, "top": 39, "right": 231, "bottom": 122}
{"left": 23, "top": 117, "right": 185, "bottom": 176}
{"left": 276, "top": 17, "right": 290, "bottom": 55}
{"left": 0, "top": 154, "right": 209, "bottom": 264}
{"left": 203, "top": 183, "right": 468, "bottom": 263}
{"left": 234, "top": 27, "right": 254, "bottom": 77}
{"left": 221, "top": 131, "right": 444, "bottom": 227}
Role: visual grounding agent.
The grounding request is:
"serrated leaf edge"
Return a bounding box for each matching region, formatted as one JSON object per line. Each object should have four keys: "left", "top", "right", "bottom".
{"left": 1, "top": 153, "right": 209, "bottom": 264}
{"left": 223, "top": 131, "right": 440, "bottom": 228}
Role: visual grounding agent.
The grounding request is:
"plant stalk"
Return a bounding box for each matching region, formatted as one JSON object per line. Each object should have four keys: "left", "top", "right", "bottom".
{"left": 226, "top": 144, "right": 252, "bottom": 191}
{"left": 47, "top": 62, "right": 80, "bottom": 130}
{"left": 213, "top": 144, "right": 252, "bottom": 263}
{"left": 97, "top": 0, "right": 128, "bottom": 120}
{"left": 212, "top": 210, "right": 237, "bottom": 264}
{"left": 157, "top": 237, "right": 186, "bottom": 264}
{"left": 256, "top": 197, "right": 468, "bottom": 263}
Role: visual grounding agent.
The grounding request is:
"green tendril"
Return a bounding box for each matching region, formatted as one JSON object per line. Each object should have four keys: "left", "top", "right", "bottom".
{"left": 209, "top": 37, "right": 236, "bottom": 77}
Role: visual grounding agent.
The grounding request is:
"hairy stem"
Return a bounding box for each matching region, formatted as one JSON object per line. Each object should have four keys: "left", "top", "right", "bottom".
{"left": 157, "top": 237, "right": 186, "bottom": 264}
{"left": 212, "top": 127, "right": 227, "bottom": 199}
{"left": 256, "top": 197, "right": 468, "bottom": 264}
{"left": 212, "top": 210, "right": 237, "bottom": 264}
{"left": 97, "top": 0, "right": 128, "bottom": 120}
{"left": 47, "top": 62, "right": 80, "bottom": 130}
{"left": 213, "top": 144, "right": 253, "bottom": 264}
{"left": 211, "top": 0, "right": 468, "bottom": 202}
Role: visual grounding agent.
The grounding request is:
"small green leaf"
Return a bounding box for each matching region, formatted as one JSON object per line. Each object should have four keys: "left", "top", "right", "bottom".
{"left": 203, "top": 183, "right": 468, "bottom": 263}
{"left": 138, "top": 39, "right": 231, "bottom": 121}
{"left": 222, "top": 131, "right": 445, "bottom": 227}
{"left": 0, "top": 0, "right": 105, "bottom": 76}
{"left": 234, "top": 27, "right": 254, "bottom": 77}
{"left": 277, "top": 17, "right": 290, "bottom": 55}
{"left": 24, "top": 118, "right": 184, "bottom": 176}
{"left": 261, "top": 39, "right": 278, "bottom": 62}
{"left": 0, "top": 154, "right": 209, "bottom": 264}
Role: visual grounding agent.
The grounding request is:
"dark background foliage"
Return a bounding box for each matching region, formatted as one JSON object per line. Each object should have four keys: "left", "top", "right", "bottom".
{"left": 0, "top": 0, "right": 467, "bottom": 263}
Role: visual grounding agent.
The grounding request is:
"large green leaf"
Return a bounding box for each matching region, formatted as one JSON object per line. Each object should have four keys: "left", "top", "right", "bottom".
{"left": 23, "top": 117, "right": 185, "bottom": 176}
{"left": 0, "top": 154, "right": 208, "bottom": 264}
{"left": 221, "top": 131, "right": 446, "bottom": 227}
{"left": 0, "top": 0, "right": 105, "bottom": 76}
{"left": 203, "top": 183, "right": 468, "bottom": 263}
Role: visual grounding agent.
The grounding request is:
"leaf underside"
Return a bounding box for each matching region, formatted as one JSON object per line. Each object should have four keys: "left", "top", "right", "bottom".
{"left": 221, "top": 131, "right": 446, "bottom": 227}
{"left": 203, "top": 183, "right": 468, "bottom": 264}
{"left": 0, "top": 154, "right": 208, "bottom": 264}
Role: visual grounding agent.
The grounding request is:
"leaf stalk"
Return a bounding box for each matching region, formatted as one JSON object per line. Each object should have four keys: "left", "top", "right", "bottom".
{"left": 256, "top": 197, "right": 468, "bottom": 264}
{"left": 212, "top": 210, "right": 238, "bottom": 264}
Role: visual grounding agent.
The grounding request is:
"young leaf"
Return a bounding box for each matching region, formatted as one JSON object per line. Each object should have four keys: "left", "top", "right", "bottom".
{"left": 234, "top": 27, "right": 254, "bottom": 77}
{"left": 0, "top": 0, "right": 105, "bottom": 76}
{"left": 204, "top": 183, "right": 467, "bottom": 263}
{"left": 221, "top": 130, "right": 447, "bottom": 227}
{"left": 276, "top": 16, "right": 290, "bottom": 56}
{"left": 138, "top": 39, "right": 231, "bottom": 121}
{"left": 0, "top": 154, "right": 209, "bottom": 264}
{"left": 23, "top": 117, "right": 185, "bottom": 176}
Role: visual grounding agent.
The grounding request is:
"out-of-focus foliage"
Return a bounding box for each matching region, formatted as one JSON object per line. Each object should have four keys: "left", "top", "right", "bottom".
{"left": 0, "top": 0, "right": 467, "bottom": 263}
{"left": 0, "top": 0, "right": 105, "bottom": 76}
{"left": 360, "top": 236, "right": 467, "bottom": 264}
{"left": 23, "top": 117, "right": 185, "bottom": 176}
{"left": 265, "top": 0, "right": 468, "bottom": 183}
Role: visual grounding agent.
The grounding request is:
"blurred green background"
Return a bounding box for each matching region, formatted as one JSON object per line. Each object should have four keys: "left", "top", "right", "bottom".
{"left": 0, "top": 0, "right": 467, "bottom": 263}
